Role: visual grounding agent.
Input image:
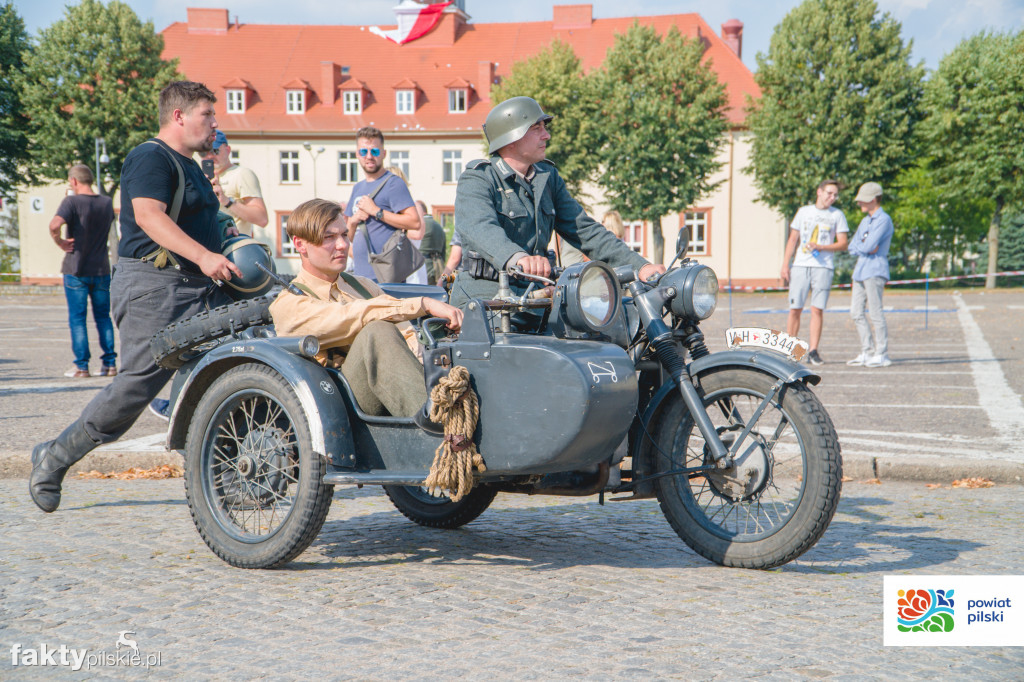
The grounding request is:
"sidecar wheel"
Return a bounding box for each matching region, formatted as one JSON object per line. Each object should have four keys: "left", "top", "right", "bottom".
{"left": 184, "top": 363, "right": 333, "bottom": 568}
{"left": 650, "top": 368, "right": 841, "bottom": 569}
{"left": 383, "top": 485, "right": 497, "bottom": 529}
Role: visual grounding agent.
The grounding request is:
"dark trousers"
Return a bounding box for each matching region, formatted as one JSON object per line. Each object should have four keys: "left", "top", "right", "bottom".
{"left": 78, "top": 259, "right": 229, "bottom": 444}
{"left": 63, "top": 274, "right": 116, "bottom": 371}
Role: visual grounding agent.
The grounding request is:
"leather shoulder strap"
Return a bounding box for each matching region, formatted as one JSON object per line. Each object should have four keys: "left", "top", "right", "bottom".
{"left": 338, "top": 271, "right": 374, "bottom": 300}
{"left": 142, "top": 140, "right": 185, "bottom": 223}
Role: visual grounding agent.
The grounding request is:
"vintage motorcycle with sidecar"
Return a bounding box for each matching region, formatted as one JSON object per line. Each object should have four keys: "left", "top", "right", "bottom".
{"left": 150, "top": 231, "right": 842, "bottom": 570}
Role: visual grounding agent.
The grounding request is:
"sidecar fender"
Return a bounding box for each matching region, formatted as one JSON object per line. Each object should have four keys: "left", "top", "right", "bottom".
{"left": 166, "top": 338, "right": 355, "bottom": 464}
{"left": 634, "top": 349, "right": 819, "bottom": 458}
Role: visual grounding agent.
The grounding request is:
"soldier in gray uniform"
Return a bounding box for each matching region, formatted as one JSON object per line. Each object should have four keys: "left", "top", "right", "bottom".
{"left": 451, "top": 96, "right": 664, "bottom": 317}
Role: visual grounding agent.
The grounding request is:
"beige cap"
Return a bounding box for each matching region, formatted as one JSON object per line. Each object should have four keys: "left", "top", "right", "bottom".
{"left": 854, "top": 182, "right": 883, "bottom": 203}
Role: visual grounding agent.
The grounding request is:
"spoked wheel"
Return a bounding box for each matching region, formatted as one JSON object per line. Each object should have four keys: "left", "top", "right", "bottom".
{"left": 184, "top": 363, "right": 333, "bottom": 568}
{"left": 651, "top": 368, "right": 841, "bottom": 569}
{"left": 383, "top": 484, "right": 497, "bottom": 529}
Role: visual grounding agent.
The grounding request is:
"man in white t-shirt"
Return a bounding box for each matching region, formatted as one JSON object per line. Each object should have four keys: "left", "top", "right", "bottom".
{"left": 780, "top": 179, "right": 849, "bottom": 365}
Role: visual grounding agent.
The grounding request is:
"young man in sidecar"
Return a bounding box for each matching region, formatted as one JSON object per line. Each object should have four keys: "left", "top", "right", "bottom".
{"left": 268, "top": 198, "right": 462, "bottom": 418}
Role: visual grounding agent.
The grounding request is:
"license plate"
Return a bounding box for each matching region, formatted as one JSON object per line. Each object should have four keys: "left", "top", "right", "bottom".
{"left": 725, "top": 327, "right": 809, "bottom": 362}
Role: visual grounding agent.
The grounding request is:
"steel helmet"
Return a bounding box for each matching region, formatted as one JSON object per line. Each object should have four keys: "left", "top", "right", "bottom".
{"left": 483, "top": 96, "right": 553, "bottom": 153}
{"left": 221, "top": 236, "right": 276, "bottom": 299}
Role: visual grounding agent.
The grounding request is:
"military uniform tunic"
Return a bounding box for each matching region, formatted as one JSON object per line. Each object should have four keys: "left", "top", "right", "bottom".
{"left": 450, "top": 155, "right": 648, "bottom": 308}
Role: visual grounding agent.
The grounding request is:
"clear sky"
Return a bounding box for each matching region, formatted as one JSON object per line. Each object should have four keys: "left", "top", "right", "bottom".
{"left": 11, "top": 0, "right": 1024, "bottom": 73}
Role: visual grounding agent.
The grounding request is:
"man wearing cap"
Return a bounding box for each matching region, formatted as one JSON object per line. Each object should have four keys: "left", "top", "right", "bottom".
{"left": 847, "top": 181, "right": 894, "bottom": 368}
{"left": 202, "top": 130, "right": 268, "bottom": 236}
{"left": 451, "top": 96, "right": 663, "bottom": 316}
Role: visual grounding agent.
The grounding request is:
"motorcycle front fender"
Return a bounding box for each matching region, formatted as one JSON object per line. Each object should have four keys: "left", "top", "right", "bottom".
{"left": 166, "top": 338, "right": 356, "bottom": 465}
{"left": 632, "top": 349, "right": 820, "bottom": 464}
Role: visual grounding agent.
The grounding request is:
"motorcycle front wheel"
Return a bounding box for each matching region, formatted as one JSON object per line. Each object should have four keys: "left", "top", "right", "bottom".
{"left": 650, "top": 367, "right": 841, "bottom": 569}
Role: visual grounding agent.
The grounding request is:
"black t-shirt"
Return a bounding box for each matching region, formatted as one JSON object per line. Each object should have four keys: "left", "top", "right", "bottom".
{"left": 55, "top": 194, "right": 114, "bottom": 276}
{"left": 117, "top": 138, "right": 221, "bottom": 271}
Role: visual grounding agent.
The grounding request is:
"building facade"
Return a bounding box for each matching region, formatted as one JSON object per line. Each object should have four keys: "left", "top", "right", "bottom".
{"left": 18, "top": 3, "right": 786, "bottom": 287}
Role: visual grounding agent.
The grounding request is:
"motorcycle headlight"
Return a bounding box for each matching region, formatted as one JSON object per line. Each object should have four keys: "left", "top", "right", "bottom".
{"left": 561, "top": 261, "right": 621, "bottom": 334}
{"left": 663, "top": 264, "right": 719, "bottom": 320}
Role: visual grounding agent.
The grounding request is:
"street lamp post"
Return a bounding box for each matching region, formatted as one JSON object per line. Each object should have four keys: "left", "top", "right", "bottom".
{"left": 94, "top": 137, "right": 109, "bottom": 196}
{"left": 302, "top": 141, "right": 325, "bottom": 198}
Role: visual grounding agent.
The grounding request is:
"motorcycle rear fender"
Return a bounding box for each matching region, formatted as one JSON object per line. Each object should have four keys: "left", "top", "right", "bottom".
{"left": 629, "top": 349, "right": 820, "bottom": 494}
{"left": 166, "top": 338, "right": 356, "bottom": 465}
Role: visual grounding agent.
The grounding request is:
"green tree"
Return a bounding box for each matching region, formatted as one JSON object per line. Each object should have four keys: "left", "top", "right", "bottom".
{"left": 488, "top": 39, "right": 602, "bottom": 201}
{"left": 919, "top": 31, "right": 1024, "bottom": 288}
{"left": 0, "top": 2, "right": 30, "bottom": 197}
{"left": 16, "top": 0, "right": 179, "bottom": 196}
{"left": 595, "top": 23, "right": 728, "bottom": 264}
{"left": 747, "top": 0, "right": 925, "bottom": 222}
{"left": 889, "top": 158, "right": 991, "bottom": 273}
{"left": 977, "top": 211, "right": 1024, "bottom": 272}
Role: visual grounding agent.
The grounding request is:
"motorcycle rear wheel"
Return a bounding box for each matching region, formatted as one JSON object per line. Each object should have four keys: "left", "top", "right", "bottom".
{"left": 383, "top": 485, "right": 497, "bottom": 529}
{"left": 651, "top": 368, "right": 841, "bottom": 569}
{"left": 184, "top": 363, "right": 334, "bottom": 568}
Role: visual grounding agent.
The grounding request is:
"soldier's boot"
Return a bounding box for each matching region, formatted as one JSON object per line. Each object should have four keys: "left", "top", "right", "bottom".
{"left": 29, "top": 420, "right": 98, "bottom": 513}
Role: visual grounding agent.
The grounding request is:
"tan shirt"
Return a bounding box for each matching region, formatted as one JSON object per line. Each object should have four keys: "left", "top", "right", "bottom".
{"left": 269, "top": 268, "right": 424, "bottom": 366}
{"left": 219, "top": 164, "right": 263, "bottom": 235}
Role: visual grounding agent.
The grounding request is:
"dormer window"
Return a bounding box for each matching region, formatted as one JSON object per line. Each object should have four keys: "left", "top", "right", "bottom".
{"left": 344, "top": 91, "right": 362, "bottom": 114}
{"left": 448, "top": 88, "right": 467, "bottom": 113}
{"left": 286, "top": 90, "right": 305, "bottom": 114}
{"left": 226, "top": 89, "right": 245, "bottom": 114}
{"left": 396, "top": 89, "right": 415, "bottom": 114}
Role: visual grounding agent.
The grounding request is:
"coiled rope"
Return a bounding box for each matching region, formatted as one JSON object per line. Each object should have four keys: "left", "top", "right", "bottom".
{"left": 423, "top": 365, "right": 486, "bottom": 501}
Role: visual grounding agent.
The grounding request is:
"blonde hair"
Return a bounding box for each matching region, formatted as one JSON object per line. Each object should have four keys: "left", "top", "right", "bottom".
{"left": 602, "top": 210, "right": 625, "bottom": 240}
{"left": 385, "top": 165, "right": 408, "bottom": 184}
{"left": 286, "top": 199, "right": 344, "bottom": 244}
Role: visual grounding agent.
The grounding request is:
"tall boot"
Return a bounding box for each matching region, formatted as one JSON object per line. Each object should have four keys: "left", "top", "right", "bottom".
{"left": 29, "top": 420, "right": 98, "bottom": 513}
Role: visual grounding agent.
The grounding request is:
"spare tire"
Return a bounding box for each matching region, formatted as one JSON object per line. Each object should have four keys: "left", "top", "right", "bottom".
{"left": 150, "top": 294, "right": 275, "bottom": 370}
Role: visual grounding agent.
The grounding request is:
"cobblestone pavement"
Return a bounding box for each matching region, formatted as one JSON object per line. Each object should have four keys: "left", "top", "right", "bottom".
{"left": 2, "top": 478, "right": 1022, "bottom": 679}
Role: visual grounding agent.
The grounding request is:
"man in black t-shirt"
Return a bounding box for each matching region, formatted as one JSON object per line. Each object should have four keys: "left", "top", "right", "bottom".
{"left": 49, "top": 164, "right": 117, "bottom": 378}
{"left": 30, "top": 81, "right": 242, "bottom": 513}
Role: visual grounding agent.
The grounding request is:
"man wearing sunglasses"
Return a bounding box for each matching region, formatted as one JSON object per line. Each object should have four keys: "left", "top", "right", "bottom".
{"left": 343, "top": 127, "right": 420, "bottom": 282}
{"left": 451, "top": 96, "right": 664, "bottom": 316}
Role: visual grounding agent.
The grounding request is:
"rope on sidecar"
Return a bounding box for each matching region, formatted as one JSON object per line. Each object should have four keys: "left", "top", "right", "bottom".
{"left": 423, "top": 365, "right": 486, "bottom": 502}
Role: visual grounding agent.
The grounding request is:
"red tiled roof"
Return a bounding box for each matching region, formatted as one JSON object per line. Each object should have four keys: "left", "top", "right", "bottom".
{"left": 161, "top": 10, "right": 759, "bottom": 137}
{"left": 281, "top": 78, "right": 311, "bottom": 90}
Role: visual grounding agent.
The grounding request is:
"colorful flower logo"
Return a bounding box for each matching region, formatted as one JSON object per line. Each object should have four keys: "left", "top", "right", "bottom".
{"left": 897, "top": 588, "right": 955, "bottom": 632}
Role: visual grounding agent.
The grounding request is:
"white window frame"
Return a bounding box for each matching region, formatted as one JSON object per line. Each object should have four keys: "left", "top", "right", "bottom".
{"left": 338, "top": 151, "right": 359, "bottom": 184}
{"left": 442, "top": 150, "right": 463, "bottom": 183}
{"left": 226, "top": 89, "right": 245, "bottom": 114}
{"left": 280, "top": 213, "right": 298, "bottom": 257}
{"left": 624, "top": 220, "right": 644, "bottom": 254}
{"left": 448, "top": 88, "right": 467, "bottom": 113}
{"left": 396, "top": 89, "right": 415, "bottom": 114}
{"left": 343, "top": 91, "right": 362, "bottom": 115}
{"left": 286, "top": 90, "right": 305, "bottom": 115}
{"left": 684, "top": 211, "right": 708, "bottom": 256}
{"left": 390, "top": 151, "right": 410, "bottom": 181}
{"left": 280, "top": 151, "right": 300, "bottom": 184}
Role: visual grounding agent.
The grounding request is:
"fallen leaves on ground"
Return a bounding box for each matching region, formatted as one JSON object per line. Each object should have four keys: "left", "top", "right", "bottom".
{"left": 861, "top": 478, "right": 882, "bottom": 485}
{"left": 77, "top": 464, "right": 183, "bottom": 480}
{"left": 925, "top": 483, "right": 943, "bottom": 489}
{"left": 841, "top": 476, "right": 853, "bottom": 482}
{"left": 951, "top": 477, "right": 995, "bottom": 489}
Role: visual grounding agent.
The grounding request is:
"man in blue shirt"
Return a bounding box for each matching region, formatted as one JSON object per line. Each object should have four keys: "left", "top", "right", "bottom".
{"left": 846, "top": 182, "right": 894, "bottom": 368}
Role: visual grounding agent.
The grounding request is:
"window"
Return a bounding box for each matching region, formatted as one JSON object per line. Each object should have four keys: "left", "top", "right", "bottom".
{"left": 390, "top": 151, "right": 410, "bottom": 181}
{"left": 226, "top": 89, "right": 245, "bottom": 114}
{"left": 230, "top": 150, "right": 239, "bottom": 163}
{"left": 683, "top": 210, "right": 709, "bottom": 256}
{"left": 433, "top": 206, "right": 455, "bottom": 239}
{"left": 396, "top": 89, "right": 415, "bottom": 114}
{"left": 279, "top": 213, "right": 298, "bottom": 257}
{"left": 338, "top": 151, "right": 359, "bottom": 184}
{"left": 344, "top": 91, "right": 362, "bottom": 114}
{"left": 286, "top": 90, "right": 305, "bottom": 114}
{"left": 624, "top": 220, "right": 645, "bottom": 254}
{"left": 448, "top": 88, "right": 467, "bottom": 113}
{"left": 442, "top": 150, "right": 462, "bottom": 183}
{"left": 280, "top": 151, "right": 300, "bottom": 183}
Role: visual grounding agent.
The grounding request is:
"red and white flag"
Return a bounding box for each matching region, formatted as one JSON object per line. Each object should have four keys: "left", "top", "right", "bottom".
{"left": 369, "top": 1, "right": 453, "bottom": 45}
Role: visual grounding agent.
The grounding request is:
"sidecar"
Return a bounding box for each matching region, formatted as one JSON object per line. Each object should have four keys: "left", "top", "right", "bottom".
{"left": 162, "top": 276, "right": 638, "bottom": 569}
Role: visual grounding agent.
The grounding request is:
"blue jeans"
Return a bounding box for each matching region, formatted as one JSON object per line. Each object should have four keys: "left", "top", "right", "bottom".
{"left": 64, "top": 274, "right": 117, "bottom": 370}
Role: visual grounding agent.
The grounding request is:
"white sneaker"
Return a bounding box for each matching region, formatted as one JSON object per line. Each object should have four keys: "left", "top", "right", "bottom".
{"left": 864, "top": 354, "right": 892, "bottom": 368}
{"left": 846, "top": 353, "right": 870, "bottom": 366}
